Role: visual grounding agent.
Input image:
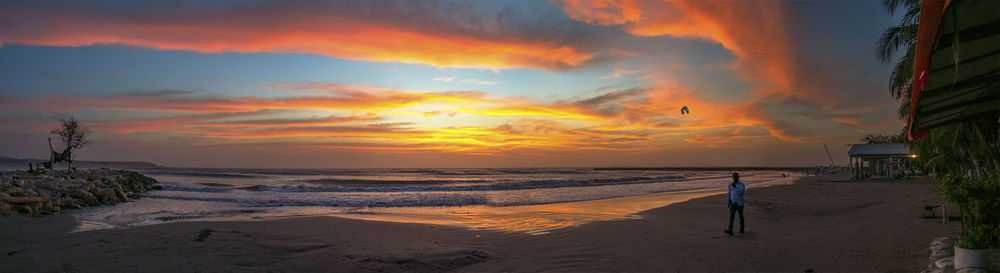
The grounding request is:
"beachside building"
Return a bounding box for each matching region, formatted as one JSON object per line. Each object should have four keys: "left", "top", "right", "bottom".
{"left": 906, "top": 0, "right": 999, "bottom": 140}
{"left": 847, "top": 143, "right": 917, "bottom": 180}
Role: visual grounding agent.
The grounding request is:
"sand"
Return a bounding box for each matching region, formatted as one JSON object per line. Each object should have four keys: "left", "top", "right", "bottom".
{"left": 0, "top": 173, "right": 955, "bottom": 272}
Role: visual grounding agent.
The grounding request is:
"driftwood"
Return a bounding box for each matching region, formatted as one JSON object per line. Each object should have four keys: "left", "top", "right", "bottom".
{"left": 43, "top": 137, "right": 75, "bottom": 171}
{"left": 0, "top": 196, "right": 49, "bottom": 204}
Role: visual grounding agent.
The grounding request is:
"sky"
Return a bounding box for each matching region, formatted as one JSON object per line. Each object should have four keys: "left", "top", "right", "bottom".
{"left": 0, "top": 0, "right": 905, "bottom": 168}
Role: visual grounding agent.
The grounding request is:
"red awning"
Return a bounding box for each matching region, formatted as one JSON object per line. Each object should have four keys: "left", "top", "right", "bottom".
{"left": 907, "top": 0, "right": 950, "bottom": 141}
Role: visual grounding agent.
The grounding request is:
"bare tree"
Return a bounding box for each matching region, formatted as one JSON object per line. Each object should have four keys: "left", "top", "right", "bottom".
{"left": 46, "top": 117, "right": 92, "bottom": 171}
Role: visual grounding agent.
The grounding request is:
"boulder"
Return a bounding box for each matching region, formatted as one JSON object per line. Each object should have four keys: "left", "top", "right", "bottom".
{"left": 934, "top": 257, "right": 954, "bottom": 269}
{"left": 0, "top": 202, "right": 12, "bottom": 216}
{"left": 75, "top": 190, "right": 100, "bottom": 206}
{"left": 42, "top": 197, "right": 61, "bottom": 213}
{"left": 931, "top": 247, "right": 953, "bottom": 259}
{"left": 96, "top": 188, "right": 118, "bottom": 205}
{"left": 114, "top": 188, "right": 128, "bottom": 202}
{"left": 920, "top": 268, "right": 943, "bottom": 273}
{"left": 15, "top": 204, "right": 32, "bottom": 215}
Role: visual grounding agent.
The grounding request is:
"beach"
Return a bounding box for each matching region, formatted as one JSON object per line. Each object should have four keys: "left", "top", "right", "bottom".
{"left": 4, "top": 0, "right": 997, "bottom": 271}
{"left": 0, "top": 173, "right": 953, "bottom": 272}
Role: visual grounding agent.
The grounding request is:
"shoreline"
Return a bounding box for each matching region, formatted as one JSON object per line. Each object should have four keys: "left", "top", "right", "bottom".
{"left": 68, "top": 172, "right": 800, "bottom": 235}
{"left": 332, "top": 174, "right": 799, "bottom": 235}
{"left": 67, "top": 170, "right": 796, "bottom": 234}
{"left": 0, "top": 173, "right": 954, "bottom": 272}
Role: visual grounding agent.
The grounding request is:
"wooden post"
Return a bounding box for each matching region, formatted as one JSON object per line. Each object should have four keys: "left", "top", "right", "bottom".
{"left": 943, "top": 204, "right": 947, "bottom": 224}
{"left": 859, "top": 158, "right": 864, "bottom": 179}
{"left": 889, "top": 156, "right": 894, "bottom": 182}
{"left": 856, "top": 158, "right": 861, "bottom": 179}
{"left": 849, "top": 157, "right": 854, "bottom": 179}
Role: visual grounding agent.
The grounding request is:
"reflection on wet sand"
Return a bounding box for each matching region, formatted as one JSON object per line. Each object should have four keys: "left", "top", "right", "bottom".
{"left": 334, "top": 176, "right": 797, "bottom": 235}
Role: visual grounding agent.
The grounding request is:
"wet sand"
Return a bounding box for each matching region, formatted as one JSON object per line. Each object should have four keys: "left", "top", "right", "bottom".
{"left": 0, "top": 173, "right": 954, "bottom": 272}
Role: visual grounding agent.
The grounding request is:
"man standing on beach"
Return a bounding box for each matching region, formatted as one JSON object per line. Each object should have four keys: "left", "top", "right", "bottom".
{"left": 726, "top": 172, "right": 746, "bottom": 235}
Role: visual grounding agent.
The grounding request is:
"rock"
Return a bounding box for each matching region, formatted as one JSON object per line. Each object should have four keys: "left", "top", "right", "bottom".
{"left": 0, "top": 203, "right": 12, "bottom": 216}
{"left": 920, "top": 268, "right": 943, "bottom": 273}
{"left": 55, "top": 197, "right": 69, "bottom": 207}
{"left": 95, "top": 188, "right": 117, "bottom": 205}
{"left": 76, "top": 190, "right": 100, "bottom": 206}
{"left": 934, "top": 257, "right": 954, "bottom": 269}
{"left": 956, "top": 268, "right": 988, "bottom": 273}
{"left": 113, "top": 188, "right": 128, "bottom": 202}
{"left": 15, "top": 204, "right": 32, "bottom": 215}
{"left": 36, "top": 189, "right": 52, "bottom": 198}
{"left": 931, "top": 247, "right": 953, "bottom": 258}
{"left": 12, "top": 179, "right": 23, "bottom": 187}
{"left": 42, "top": 197, "right": 60, "bottom": 213}
{"left": 930, "top": 237, "right": 951, "bottom": 247}
{"left": 196, "top": 229, "right": 214, "bottom": 241}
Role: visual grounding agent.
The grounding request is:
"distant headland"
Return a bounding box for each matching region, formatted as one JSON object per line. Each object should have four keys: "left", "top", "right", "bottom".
{"left": 0, "top": 156, "right": 160, "bottom": 170}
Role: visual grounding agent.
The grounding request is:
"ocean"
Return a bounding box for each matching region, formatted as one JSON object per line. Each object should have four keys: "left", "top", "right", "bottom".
{"left": 71, "top": 167, "right": 802, "bottom": 234}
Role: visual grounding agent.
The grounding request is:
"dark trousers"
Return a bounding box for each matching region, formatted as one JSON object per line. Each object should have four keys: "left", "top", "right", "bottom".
{"left": 728, "top": 203, "right": 745, "bottom": 232}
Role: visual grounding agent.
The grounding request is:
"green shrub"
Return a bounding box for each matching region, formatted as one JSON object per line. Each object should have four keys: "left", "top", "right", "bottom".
{"left": 960, "top": 224, "right": 999, "bottom": 249}
{"left": 939, "top": 172, "right": 1000, "bottom": 249}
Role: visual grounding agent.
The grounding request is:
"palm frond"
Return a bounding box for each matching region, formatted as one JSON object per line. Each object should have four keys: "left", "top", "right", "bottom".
{"left": 882, "top": 0, "right": 921, "bottom": 15}
{"left": 897, "top": 98, "right": 911, "bottom": 120}
{"left": 901, "top": 4, "right": 921, "bottom": 25}
{"left": 887, "top": 43, "right": 916, "bottom": 100}
{"left": 876, "top": 23, "right": 918, "bottom": 63}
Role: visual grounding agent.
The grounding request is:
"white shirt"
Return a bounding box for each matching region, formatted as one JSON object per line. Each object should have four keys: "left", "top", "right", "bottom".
{"left": 728, "top": 181, "right": 746, "bottom": 206}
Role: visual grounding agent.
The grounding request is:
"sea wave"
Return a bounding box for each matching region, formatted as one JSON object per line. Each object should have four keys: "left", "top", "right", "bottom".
{"left": 297, "top": 178, "right": 495, "bottom": 186}
{"left": 144, "top": 192, "right": 491, "bottom": 207}
{"left": 142, "top": 167, "right": 601, "bottom": 177}
{"left": 150, "top": 173, "right": 757, "bottom": 194}
{"left": 143, "top": 170, "right": 269, "bottom": 179}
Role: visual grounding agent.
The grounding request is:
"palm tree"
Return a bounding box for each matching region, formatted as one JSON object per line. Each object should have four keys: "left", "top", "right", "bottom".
{"left": 876, "top": 0, "right": 921, "bottom": 121}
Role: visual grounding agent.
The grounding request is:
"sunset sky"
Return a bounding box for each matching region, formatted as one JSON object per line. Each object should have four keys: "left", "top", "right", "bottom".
{"left": 0, "top": 0, "right": 905, "bottom": 168}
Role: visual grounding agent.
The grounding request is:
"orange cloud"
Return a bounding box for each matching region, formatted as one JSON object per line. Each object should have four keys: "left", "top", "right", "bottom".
{"left": 558, "top": 0, "right": 795, "bottom": 97}
{"left": 560, "top": 0, "right": 645, "bottom": 26}
{"left": 0, "top": 3, "right": 593, "bottom": 70}
{"left": 553, "top": 0, "right": 883, "bottom": 142}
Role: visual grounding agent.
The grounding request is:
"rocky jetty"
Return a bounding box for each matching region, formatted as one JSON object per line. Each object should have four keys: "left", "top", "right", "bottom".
{"left": 0, "top": 169, "right": 158, "bottom": 216}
